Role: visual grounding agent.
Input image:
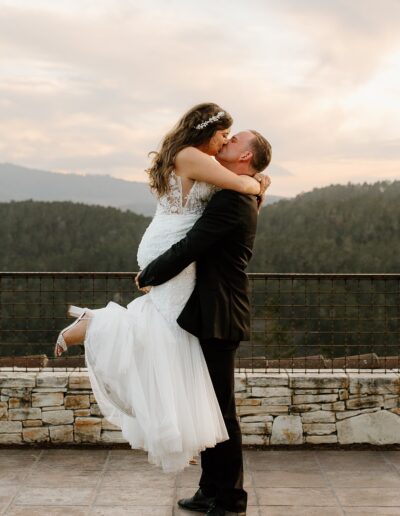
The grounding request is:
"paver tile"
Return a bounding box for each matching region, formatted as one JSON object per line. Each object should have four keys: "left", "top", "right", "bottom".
{"left": 92, "top": 508, "right": 173, "bottom": 515}
{"left": 336, "top": 487, "right": 400, "bottom": 507}
{"left": 317, "top": 451, "right": 391, "bottom": 472}
{"left": 99, "top": 470, "right": 175, "bottom": 489}
{"left": 0, "top": 450, "right": 41, "bottom": 458}
{"left": 259, "top": 508, "right": 342, "bottom": 515}
{"left": 13, "top": 487, "right": 95, "bottom": 506}
{"left": 326, "top": 470, "right": 400, "bottom": 488}
{"left": 94, "top": 487, "right": 174, "bottom": 506}
{"left": 381, "top": 451, "right": 400, "bottom": 468}
{"left": 343, "top": 508, "right": 400, "bottom": 515}
{"left": 24, "top": 468, "right": 102, "bottom": 487}
{"left": 106, "top": 452, "right": 156, "bottom": 471}
{"left": 252, "top": 470, "right": 328, "bottom": 487}
{"left": 0, "top": 457, "right": 39, "bottom": 470}
{"left": 256, "top": 487, "right": 338, "bottom": 506}
{"left": 5, "top": 507, "right": 88, "bottom": 515}
{"left": 246, "top": 450, "right": 320, "bottom": 472}
{"left": 2, "top": 448, "right": 400, "bottom": 513}
{"left": 38, "top": 450, "right": 108, "bottom": 469}
{"left": 0, "top": 487, "right": 18, "bottom": 507}
{"left": 0, "top": 471, "right": 26, "bottom": 487}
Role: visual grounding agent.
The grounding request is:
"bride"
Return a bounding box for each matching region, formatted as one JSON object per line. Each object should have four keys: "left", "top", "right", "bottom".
{"left": 54, "top": 102, "right": 264, "bottom": 472}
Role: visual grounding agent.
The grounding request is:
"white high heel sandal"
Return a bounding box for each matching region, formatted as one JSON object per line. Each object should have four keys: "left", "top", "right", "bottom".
{"left": 54, "top": 305, "right": 91, "bottom": 357}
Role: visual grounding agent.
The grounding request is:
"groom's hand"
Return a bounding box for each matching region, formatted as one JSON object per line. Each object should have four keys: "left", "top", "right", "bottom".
{"left": 254, "top": 173, "right": 271, "bottom": 197}
{"left": 134, "top": 272, "right": 152, "bottom": 293}
{"left": 254, "top": 173, "right": 272, "bottom": 212}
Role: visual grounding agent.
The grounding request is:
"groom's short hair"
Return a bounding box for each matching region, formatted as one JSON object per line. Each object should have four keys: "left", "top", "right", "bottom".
{"left": 249, "top": 130, "right": 272, "bottom": 172}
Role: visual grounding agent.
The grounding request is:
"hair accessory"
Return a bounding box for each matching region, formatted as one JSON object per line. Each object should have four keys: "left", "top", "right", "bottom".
{"left": 195, "top": 111, "right": 225, "bottom": 130}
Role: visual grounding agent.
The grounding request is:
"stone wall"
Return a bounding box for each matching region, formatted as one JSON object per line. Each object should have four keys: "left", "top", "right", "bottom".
{"left": 236, "top": 371, "right": 400, "bottom": 446}
{"left": 1, "top": 368, "right": 400, "bottom": 446}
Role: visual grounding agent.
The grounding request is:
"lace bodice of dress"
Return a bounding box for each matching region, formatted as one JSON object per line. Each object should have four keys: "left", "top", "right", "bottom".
{"left": 137, "top": 171, "right": 218, "bottom": 272}
{"left": 155, "top": 171, "right": 218, "bottom": 216}
{"left": 136, "top": 171, "right": 219, "bottom": 323}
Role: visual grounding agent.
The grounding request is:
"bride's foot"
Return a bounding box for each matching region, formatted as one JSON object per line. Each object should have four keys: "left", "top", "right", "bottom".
{"left": 54, "top": 306, "right": 92, "bottom": 357}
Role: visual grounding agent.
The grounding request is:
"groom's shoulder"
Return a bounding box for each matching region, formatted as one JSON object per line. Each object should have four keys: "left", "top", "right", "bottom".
{"left": 212, "top": 189, "right": 256, "bottom": 209}
{"left": 213, "top": 188, "right": 254, "bottom": 201}
{"left": 206, "top": 189, "right": 241, "bottom": 212}
{"left": 208, "top": 188, "right": 238, "bottom": 205}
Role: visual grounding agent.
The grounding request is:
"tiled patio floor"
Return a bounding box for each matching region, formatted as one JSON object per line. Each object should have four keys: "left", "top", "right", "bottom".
{"left": 2, "top": 448, "right": 400, "bottom": 515}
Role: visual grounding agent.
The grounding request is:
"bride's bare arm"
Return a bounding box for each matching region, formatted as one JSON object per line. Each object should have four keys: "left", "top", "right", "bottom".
{"left": 175, "top": 147, "right": 261, "bottom": 195}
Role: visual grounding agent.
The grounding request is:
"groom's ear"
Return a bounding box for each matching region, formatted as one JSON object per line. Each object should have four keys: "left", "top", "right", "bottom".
{"left": 239, "top": 150, "right": 253, "bottom": 163}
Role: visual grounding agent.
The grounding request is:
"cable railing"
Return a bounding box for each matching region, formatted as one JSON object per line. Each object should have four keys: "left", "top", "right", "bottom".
{"left": 0, "top": 272, "right": 399, "bottom": 372}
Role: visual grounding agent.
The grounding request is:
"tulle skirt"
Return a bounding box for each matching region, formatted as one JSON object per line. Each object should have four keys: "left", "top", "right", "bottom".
{"left": 83, "top": 294, "right": 229, "bottom": 472}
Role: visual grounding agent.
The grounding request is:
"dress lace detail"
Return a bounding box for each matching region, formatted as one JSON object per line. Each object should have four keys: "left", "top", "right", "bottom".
{"left": 81, "top": 171, "right": 227, "bottom": 472}
{"left": 137, "top": 172, "right": 217, "bottom": 323}
{"left": 156, "top": 171, "right": 218, "bottom": 216}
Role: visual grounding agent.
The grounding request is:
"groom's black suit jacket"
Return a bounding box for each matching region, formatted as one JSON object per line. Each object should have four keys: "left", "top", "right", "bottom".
{"left": 138, "top": 189, "right": 258, "bottom": 341}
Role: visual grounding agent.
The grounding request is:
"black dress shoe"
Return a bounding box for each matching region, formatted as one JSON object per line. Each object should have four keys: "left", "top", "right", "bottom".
{"left": 205, "top": 503, "right": 246, "bottom": 515}
{"left": 177, "top": 488, "right": 216, "bottom": 512}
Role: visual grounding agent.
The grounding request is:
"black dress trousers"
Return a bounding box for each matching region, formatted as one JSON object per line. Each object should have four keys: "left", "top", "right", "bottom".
{"left": 198, "top": 338, "right": 247, "bottom": 513}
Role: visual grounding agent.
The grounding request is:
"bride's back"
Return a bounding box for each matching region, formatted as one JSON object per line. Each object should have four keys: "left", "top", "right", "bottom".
{"left": 156, "top": 171, "right": 217, "bottom": 216}
{"left": 137, "top": 171, "right": 217, "bottom": 270}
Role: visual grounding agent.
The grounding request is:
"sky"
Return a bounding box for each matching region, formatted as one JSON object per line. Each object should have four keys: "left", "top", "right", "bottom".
{"left": 0, "top": 0, "right": 399, "bottom": 197}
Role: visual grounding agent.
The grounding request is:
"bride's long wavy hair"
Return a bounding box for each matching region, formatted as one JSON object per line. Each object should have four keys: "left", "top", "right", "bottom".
{"left": 146, "top": 102, "right": 233, "bottom": 197}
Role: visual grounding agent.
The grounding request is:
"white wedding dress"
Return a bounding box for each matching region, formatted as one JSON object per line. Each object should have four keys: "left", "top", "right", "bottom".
{"left": 82, "top": 172, "right": 228, "bottom": 472}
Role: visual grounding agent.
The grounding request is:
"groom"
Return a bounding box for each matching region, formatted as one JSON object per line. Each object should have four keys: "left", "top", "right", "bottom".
{"left": 137, "top": 130, "right": 271, "bottom": 515}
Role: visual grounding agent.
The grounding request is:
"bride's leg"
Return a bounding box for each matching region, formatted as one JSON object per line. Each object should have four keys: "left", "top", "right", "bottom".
{"left": 54, "top": 310, "right": 93, "bottom": 357}
{"left": 63, "top": 317, "right": 90, "bottom": 346}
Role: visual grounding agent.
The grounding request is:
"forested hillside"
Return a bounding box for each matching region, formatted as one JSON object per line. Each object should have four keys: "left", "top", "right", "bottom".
{"left": 0, "top": 201, "right": 149, "bottom": 271}
{"left": 249, "top": 181, "right": 399, "bottom": 272}
{"left": 0, "top": 180, "right": 398, "bottom": 272}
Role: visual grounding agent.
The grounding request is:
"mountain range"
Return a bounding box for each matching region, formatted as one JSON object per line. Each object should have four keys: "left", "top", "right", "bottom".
{"left": 0, "top": 179, "right": 397, "bottom": 273}
{"left": 0, "top": 163, "right": 286, "bottom": 216}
